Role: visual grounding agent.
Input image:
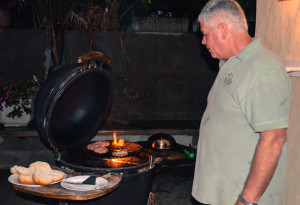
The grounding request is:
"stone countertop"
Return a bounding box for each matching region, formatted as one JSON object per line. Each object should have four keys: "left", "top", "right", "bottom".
{"left": 0, "top": 120, "right": 200, "bottom": 138}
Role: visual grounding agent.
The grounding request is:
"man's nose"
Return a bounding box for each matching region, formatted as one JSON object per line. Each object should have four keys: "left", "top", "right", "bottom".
{"left": 202, "top": 37, "right": 206, "bottom": 45}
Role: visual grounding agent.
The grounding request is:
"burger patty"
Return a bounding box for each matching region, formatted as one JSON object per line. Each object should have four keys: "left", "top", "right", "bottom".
{"left": 93, "top": 146, "right": 108, "bottom": 154}
{"left": 123, "top": 142, "right": 142, "bottom": 153}
{"left": 94, "top": 140, "right": 110, "bottom": 147}
{"left": 87, "top": 140, "right": 110, "bottom": 154}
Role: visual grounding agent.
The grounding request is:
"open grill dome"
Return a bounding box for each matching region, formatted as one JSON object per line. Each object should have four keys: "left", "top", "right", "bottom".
{"left": 34, "top": 63, "right": 112, "bottom": 151}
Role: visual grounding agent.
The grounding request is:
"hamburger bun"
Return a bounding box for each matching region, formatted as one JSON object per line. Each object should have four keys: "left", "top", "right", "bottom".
{"left": 11, "top": 166, "right": 34, "bottom": 176}
{"left": 112, "top": 150, "right": 128, "bottom": 157}
{"left": 29, "top": 161, "right": 52, "bottom": 173}
{"left": 10, "top": 166, "right": 18, "bottom": 174}
{"left": 32, "top": 171, "right": 54, "bottom": 186}
{"left": 52, "top": 170, "right": 65, "bottom": 182}
{"left": 10, "top": 161, "right": 66, "bottom": 186}
{"left": 18, "top": 175, "right": 34, "bottom": 185}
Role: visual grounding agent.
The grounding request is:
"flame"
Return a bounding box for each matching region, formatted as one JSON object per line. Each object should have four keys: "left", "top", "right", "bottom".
{"left": 111, "top": 158, "right": 139, "bottom": 165}
{"left": 113, "top": 131, "right": 124, "bottom": 146}
{"left": 112, "top": 159, "right": 124, "bottom": 163}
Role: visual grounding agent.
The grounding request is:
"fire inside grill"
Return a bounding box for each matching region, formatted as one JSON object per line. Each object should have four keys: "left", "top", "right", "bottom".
{"left": 61, "top": 132, "right": 150, "bottom": 169}
{"left": 112, "top": 131, "right": 124, "bottom": 147}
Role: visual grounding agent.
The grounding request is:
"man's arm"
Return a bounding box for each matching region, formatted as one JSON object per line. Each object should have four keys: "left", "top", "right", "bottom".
{"left": 235, "top": 128, "right": 287, "bottom": 205}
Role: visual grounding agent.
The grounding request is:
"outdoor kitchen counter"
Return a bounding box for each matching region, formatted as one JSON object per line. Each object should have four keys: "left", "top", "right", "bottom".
{"left": 0, "top": 120, "right": 199, "bottom": 137}
{"left": 12, "top": 173, "right": 122, "bottom": 201}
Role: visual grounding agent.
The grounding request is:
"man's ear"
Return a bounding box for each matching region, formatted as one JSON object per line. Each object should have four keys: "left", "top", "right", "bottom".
{"left": 218, "top": 23, "right": 227, "bottom": 40}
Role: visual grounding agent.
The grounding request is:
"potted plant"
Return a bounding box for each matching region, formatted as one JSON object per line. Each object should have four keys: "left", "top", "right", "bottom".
{"left": 0, "top": 0, "right": 15, "bottom": 29}
{"left": 0, "top": 81, "right": 34, "bottom": 127}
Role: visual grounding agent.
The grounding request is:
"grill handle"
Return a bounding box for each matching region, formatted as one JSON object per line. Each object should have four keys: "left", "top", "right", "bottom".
{"left": 149, "top": 155, "right": 155, "bottom": 169}
{"left": 77, "top": 51, "right": 111, "bottom": 64}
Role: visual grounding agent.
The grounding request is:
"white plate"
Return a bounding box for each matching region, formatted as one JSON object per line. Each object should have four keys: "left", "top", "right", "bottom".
{"left": 8, "top": 172, "right": 66, "bottom": 187}
{"left": 61, "top": 175, "right": 108, "bottom": 191}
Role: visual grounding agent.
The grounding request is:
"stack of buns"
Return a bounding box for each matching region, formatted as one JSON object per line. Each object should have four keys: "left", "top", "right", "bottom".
{"left": 10, "top": 161, "right": 65, "bottom": 186}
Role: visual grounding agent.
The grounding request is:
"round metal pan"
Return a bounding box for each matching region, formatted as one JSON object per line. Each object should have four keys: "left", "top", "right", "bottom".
{"left": 147, "top": 133, "right": 177, "bottom": 150}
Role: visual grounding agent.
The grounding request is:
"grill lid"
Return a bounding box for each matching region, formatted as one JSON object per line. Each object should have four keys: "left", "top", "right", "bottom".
{"left": 34, "top": 61, "right": 112, "bottom": 151}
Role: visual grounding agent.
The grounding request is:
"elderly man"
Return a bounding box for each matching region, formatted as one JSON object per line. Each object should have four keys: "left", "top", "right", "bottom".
{"left": 192, "top": 0, "right": 291, "bottom": 205}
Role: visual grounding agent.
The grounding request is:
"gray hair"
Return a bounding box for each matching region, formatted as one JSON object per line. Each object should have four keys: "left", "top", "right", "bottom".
{"left": 198, "top": 0, "right": 248, "bottom": 31}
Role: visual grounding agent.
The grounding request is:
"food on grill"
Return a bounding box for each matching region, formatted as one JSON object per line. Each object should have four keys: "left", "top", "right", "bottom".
{"left": 10, "top": 161, "right": 65, "bottom": 185}
{"left": 87, "top": 143, "right": 98, "bottom": 150}
{"left": 93, "top": 146, "right": 109, "bottom": 154}
{"left": 123, "top": 142, "right": 142, "bottom": 153}
{"left": 95, "top": 140, "right": 110, "bottom": 146}
{"left": 112, "top": 151, "right": 128, "bottom": 157}
{"left": 87, "top": 140, "right": 110, "bottom": 154}
{"left": 86, "top": 140, "right": 142, "bottom": 155}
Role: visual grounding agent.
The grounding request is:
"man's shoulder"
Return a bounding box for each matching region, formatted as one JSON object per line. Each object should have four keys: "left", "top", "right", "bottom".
{"left": 245, "top": 46, "right": 284, "bottom": 73}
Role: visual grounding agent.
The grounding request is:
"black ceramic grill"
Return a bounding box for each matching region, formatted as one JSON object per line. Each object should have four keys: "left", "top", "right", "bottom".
{"left": 33, "top": 53, "right": 194, "bottom": 205}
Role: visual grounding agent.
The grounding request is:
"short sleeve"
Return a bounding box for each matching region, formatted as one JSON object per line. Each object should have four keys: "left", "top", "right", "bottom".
{"left": 240, "top": 66, "right": 291, "bottom": 132}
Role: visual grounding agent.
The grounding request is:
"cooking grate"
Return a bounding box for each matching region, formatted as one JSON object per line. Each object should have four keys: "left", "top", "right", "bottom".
{"left": 59, "top": 141, "right": 150, "bottom": 169}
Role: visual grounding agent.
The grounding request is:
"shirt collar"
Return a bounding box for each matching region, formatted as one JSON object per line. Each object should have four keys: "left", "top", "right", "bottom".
{"left": 219, "top": 38, "right": 260, "bottom": 69}
{"left": 236, "top": 38, "right": 260, "bottom": 60}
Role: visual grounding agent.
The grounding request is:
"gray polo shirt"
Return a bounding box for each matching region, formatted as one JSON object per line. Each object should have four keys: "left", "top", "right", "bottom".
{"left": 192, "top": 39, "right": 291, "bottom": 205}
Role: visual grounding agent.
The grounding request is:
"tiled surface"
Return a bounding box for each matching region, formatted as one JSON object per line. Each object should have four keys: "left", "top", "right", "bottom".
{"left": 151, "top": 164, "right": 197, "bottom": 205}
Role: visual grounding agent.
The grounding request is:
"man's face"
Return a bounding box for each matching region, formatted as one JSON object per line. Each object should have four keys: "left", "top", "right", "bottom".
{"left": 200, "top": 21, "right": 224, "bottom": 60}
